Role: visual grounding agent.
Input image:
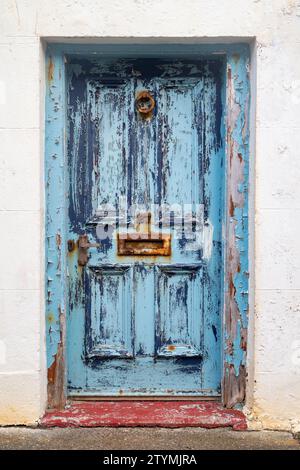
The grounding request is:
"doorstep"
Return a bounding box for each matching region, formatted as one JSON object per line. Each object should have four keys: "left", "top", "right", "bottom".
{"left": 40, "top": 401, "right": 247, "bottom": 430}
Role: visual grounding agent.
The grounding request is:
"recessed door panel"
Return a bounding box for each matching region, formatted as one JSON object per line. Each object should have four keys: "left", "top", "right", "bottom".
{"left": 85, "top": 266, "right": 132, "bottom": 358}
{"left": 155, "top": 265, "right": 202, "bottom": 358}
{"left": 67, "top": 58, "right": 224, "bottom": 396}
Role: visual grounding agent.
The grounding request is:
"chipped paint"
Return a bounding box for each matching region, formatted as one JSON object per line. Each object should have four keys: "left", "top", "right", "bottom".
{"left": 47, "top": 306, "right": 66, "bottom": 410}
{"left": 47, "top": 57, "right": 54, "bottom": 83}
{"left": 223, "top": 52, "right": 250, "bottom": 408}
{"left": 202, "top": 219, "right": 214, "bottom": 261}
{"left": 41, "top": 401, "right": 247, "bottom": 430}
{"left": 45, "top": 48, "right": 67, "bottom": 408}
{"left": 223, "top": 364, "right": 246, "bottom": 408}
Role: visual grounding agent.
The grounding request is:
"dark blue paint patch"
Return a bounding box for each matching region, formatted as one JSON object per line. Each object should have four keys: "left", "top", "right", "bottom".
{"left": 212, "top": 324, "right": 218, "bottom": 342}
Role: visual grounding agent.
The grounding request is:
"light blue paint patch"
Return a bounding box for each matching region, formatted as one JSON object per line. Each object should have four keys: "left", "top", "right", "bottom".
{"left": 45, "top": 50, "right": 67, "bottom": 369}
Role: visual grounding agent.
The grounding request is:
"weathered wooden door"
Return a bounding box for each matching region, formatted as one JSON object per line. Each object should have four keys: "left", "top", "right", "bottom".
{"left": 67, "top": 57, "right": 224, "bottom": 397}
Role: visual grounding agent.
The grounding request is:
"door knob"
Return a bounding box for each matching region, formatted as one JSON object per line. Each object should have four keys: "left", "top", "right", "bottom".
{"left": 78, "top": 234, "right": 100, "bottom": 266}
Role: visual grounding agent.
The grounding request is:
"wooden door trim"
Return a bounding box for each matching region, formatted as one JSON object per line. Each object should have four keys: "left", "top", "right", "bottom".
{"left": 45, "top": 42, "right": 250, "bottom": 410}
{"left": 69, "top": 395, "right": 221, "bottom": 402}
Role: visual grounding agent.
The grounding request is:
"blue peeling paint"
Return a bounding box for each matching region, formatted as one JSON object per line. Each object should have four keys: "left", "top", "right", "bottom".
{"left": 45, "top": 43, "right": 249, "bottom": 406}
{"left": 45, "top": 51, "right": 67, "bottom": 370}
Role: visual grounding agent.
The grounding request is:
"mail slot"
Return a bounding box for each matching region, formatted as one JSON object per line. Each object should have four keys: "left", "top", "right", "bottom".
{"left": 117, "top": 234, "right": 171, "bottom": 256}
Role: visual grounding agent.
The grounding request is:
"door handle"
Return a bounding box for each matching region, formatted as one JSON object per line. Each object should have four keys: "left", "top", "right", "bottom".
{"left": 78, "top": 234, "right": 100, "bottom": 266}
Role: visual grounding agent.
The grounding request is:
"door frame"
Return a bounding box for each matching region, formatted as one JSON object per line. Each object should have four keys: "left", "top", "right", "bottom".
{"left": 45, "top": 42, "right": 250, "bottom": 410}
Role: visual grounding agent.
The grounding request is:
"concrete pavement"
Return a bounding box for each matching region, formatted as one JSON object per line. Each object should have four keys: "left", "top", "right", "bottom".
{"left": 0, "top": 427, "right": 299, "bottom": 450}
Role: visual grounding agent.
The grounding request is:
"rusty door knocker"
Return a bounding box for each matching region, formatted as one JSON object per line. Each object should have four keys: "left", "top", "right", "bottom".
{"left": 135, "top": 91, "right": 155, "bottom": 117}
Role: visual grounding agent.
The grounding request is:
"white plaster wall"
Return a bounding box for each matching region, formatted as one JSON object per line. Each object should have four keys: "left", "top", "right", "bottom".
{"left": 0, "top": 0, "right": 299, "bottom": 430}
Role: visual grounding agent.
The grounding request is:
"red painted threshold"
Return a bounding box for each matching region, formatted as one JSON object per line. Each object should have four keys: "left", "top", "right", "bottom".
{"left": 41, "top": 401, "right": 247, "bottom": 430}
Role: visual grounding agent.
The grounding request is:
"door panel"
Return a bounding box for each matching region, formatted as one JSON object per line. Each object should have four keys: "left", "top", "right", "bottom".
{"left": 67, "top": 57, "right": 224, "bottom": 396}
{"left": 85, "top": 266, "right": 133, "bottom": 358}
{"left": 157, "top": 81, "right": 202, "bottom": 206}
{"left": 87, "top": 80, "right": 129, "bottom": 210}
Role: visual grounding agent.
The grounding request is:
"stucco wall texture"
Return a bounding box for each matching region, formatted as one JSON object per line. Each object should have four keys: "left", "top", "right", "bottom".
{"left": 0, "top": 0, "right": 300, "bottom": 431}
